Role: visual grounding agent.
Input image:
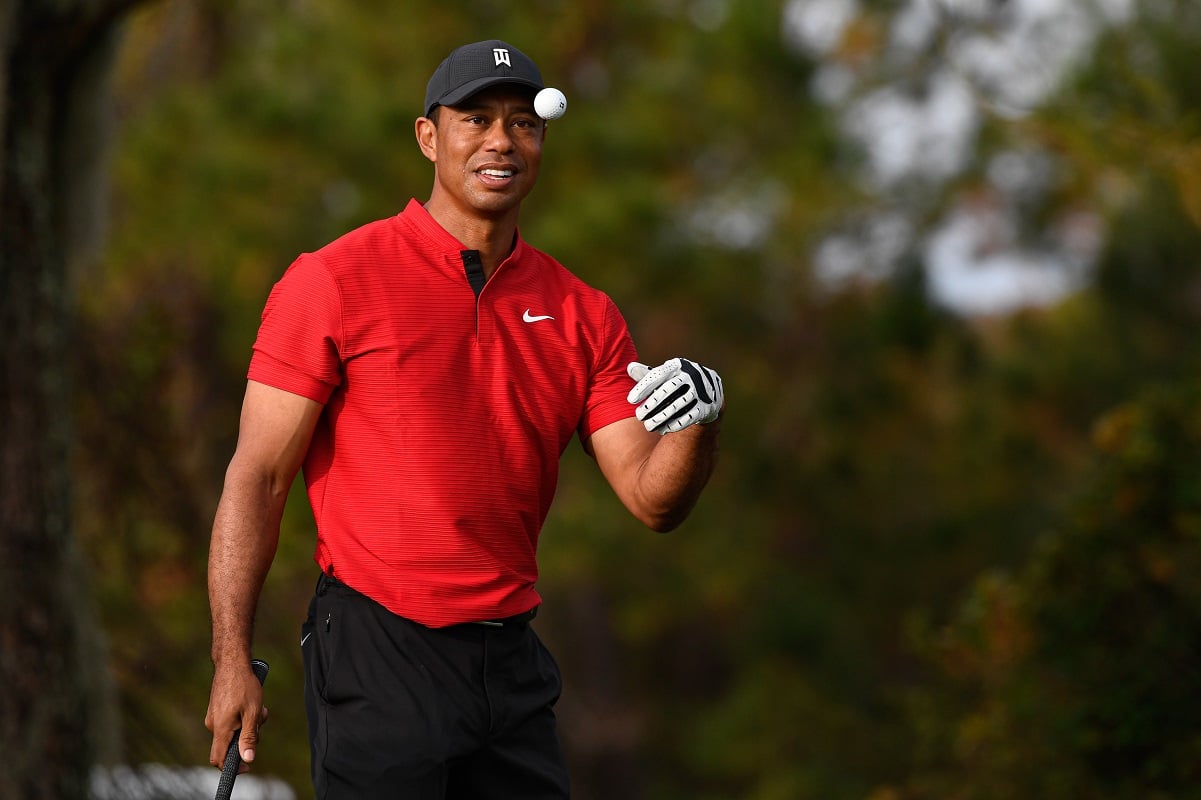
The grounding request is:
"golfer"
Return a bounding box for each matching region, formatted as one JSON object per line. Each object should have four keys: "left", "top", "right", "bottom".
{"left": 205, "top": 39, "right": 724, "bottom": 799}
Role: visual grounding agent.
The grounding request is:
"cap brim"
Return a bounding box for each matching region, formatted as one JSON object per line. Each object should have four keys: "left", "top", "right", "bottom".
{"left": 429, "top": 76, "right": 544, "bottom": 115}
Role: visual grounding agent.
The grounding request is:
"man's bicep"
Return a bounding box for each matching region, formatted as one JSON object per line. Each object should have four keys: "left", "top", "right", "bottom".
{"left": 231, "top": 380, "right": 324, "bottom": 482}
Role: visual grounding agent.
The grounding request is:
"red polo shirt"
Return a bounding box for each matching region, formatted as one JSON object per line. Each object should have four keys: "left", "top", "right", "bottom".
{"left": 248, "top": 200, "right": 637, "bottom": 627}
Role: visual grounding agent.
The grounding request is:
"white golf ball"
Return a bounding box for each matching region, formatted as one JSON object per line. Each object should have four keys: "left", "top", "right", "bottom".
{"left": 535, "top": 87, "right": 567, "bottom": 120}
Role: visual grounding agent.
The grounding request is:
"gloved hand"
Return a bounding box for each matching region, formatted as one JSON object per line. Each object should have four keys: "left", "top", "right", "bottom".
{"left": 627, "top": 358, "right": 724, "bottom": 435}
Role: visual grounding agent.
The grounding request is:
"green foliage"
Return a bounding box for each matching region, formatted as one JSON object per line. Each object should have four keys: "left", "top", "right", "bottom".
{"left": 905, "top": 383, "right": 1201, "bottom": 799}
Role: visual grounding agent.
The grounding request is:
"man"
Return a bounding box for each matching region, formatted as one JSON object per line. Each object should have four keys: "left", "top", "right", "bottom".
{"left": 205, "top": 39, "right": 724, "bottom": 799}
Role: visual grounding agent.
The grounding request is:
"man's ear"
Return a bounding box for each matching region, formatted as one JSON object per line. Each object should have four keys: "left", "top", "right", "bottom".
{"left": 415, "top": 116, "right": 437, "bottom": 162}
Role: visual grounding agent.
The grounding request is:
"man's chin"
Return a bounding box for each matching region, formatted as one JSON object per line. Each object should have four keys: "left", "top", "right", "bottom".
{"left": 469, "top": 191, "right": 528, "bottom": 217}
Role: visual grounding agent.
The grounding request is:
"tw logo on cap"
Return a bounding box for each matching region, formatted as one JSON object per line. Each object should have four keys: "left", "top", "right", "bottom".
{"left": 493, "top": 48, "right": 511, "bottom": 67}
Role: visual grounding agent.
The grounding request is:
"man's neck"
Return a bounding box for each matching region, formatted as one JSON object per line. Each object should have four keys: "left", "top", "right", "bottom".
{"left": 423, "top": 200, "right": 519, "bottom": 278}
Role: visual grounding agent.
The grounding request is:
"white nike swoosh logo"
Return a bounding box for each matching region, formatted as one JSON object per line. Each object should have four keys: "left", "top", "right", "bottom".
{"left": 301, "top": 632, "right": 312, "bottom": 647}
{"left": 523, "top": 309, "right": 555, "bottom": 323}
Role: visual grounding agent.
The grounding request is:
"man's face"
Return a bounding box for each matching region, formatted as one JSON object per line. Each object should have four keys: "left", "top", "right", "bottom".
{"left": 418, "top": 85, "right": 546, "bottom": 220}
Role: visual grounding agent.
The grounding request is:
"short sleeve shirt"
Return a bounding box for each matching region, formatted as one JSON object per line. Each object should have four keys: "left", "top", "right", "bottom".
{"left": 249, "top": 200, "right": 638, "bottom": 626}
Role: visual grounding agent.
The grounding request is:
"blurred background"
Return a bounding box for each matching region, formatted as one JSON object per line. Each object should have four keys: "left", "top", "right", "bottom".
{"left": 4, "top": 0, "right": 1201, "bottom": 797}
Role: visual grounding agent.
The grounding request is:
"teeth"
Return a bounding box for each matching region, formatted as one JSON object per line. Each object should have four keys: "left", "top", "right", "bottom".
{"left": 480, "top": 169, "right": 512, "bottom": 178}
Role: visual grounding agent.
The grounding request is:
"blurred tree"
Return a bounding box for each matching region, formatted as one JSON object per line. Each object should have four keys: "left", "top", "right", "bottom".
{"left": 895, "top": 3, "right": 1201, "bottom": 795}
{"left": 905, "top": 379, "right": 1201, "bottom": 799}
{"left": 1, "top": 0, "right": 153, "bottom": 796}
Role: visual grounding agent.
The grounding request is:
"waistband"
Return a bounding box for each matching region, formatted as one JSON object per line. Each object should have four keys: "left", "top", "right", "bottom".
{"left": 315, "top": 571, "right": 539, "bottom": 628}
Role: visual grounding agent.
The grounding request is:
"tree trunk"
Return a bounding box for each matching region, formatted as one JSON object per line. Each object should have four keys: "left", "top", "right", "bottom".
{"left": 1, "top": 1, "right": 150, "bottom": 796}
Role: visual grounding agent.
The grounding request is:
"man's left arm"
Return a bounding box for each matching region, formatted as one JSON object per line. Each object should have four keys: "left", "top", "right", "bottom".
{"left": 585, "top": 358, "right": 724, "bottom": 532}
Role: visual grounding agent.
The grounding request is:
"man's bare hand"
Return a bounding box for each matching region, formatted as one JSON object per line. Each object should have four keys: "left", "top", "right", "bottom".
{"left": 206, "top": 662, "right": 269, "bottom": 772}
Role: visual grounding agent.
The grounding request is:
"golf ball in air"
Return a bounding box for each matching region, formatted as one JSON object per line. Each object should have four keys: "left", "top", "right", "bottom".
{"left": 535, "top": 87, "right": 567, "bottom": 120}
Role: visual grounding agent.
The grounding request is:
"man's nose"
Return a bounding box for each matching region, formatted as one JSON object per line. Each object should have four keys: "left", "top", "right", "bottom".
{"left": 483, "top": 120, "right": 515, "bottom": 151}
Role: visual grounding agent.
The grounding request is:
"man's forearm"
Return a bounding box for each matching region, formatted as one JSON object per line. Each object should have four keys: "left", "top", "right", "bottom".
{"left": 635, "top": 414, "right": 722, "bottom": 532}
{"left": 208, "top": 467, "right": 286, "bottom": 666}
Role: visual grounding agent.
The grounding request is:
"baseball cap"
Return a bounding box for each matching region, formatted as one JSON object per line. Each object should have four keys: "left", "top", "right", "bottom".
{"left": 424, "top": 40, "right": 545, "bottom": 118}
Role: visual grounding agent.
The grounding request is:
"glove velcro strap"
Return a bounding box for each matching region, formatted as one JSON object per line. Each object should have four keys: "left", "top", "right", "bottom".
{"left": 679, "top": 359, "right": 716, "bottom": 404}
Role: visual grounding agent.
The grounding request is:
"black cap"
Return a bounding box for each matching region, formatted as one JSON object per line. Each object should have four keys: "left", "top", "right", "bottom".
{"left": 423, "top": 40, "right": 545, "bottom": 118}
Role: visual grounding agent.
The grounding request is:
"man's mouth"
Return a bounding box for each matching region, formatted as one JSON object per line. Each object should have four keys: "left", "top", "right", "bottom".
{"left": 478, "top": 168, "right": 513, "bottom": 179}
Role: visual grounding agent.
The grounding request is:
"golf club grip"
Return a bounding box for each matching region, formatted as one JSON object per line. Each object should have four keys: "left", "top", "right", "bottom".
{"left": 215, "top": 659, "right": 270, "bottom": 800}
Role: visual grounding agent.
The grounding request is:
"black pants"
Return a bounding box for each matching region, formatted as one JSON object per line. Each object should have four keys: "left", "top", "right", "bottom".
{"left": 301, "top": 574, "right": 570, "bottom": 799}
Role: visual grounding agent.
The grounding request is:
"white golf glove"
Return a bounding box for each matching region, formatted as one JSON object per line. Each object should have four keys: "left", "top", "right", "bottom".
{"left": 627, "top": 358, "right": 724, "bottom": 435}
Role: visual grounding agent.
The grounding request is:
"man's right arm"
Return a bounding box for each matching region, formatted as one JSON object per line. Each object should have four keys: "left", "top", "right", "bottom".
{"left": 205, "top": 379, "right": 323, "bottom": 770}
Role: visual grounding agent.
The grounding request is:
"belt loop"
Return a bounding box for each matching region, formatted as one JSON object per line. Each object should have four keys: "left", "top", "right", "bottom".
{"left": 315, "top": 571, "right": 332, "bottom": 596}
